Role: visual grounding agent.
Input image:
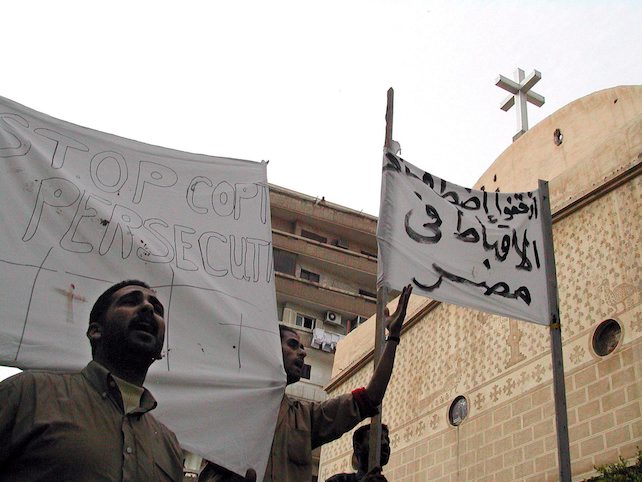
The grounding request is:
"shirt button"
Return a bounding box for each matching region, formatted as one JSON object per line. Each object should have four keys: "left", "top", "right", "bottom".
{"left": 126, "top": 447, "right": 133, "bottom": 454}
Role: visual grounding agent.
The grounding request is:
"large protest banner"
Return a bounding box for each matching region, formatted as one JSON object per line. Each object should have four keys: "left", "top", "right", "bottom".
{"left": 0, "top": 96, "right": 284, "bottom": 476}
{"left": 377, "top": 150, "right": 551, "bottom": 325}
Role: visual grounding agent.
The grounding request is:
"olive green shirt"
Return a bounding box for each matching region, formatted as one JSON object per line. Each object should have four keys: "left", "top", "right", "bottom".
{"left": 262, "top": 391, "right": 377, "bottom": 482}
{"left": 0, "top": 361, "right": 183, "bottom": 481}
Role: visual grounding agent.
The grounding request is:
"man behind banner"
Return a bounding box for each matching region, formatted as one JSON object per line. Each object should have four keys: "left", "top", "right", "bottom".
{"left": 265, "top": 285, "right": 410, "bottom": 481}
{"left": 0, "top": 280, "right": 184, "bottom": 481}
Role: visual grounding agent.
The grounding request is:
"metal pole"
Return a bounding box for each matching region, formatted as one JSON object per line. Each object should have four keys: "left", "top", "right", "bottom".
{"left": 368, "top": 87, "right": 394, "bottom": 472}
{"left": 538, "top": 179, "right": 572, "bottom": 481}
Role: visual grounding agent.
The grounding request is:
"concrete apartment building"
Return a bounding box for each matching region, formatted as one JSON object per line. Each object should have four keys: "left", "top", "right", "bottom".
{"left": 271, "top": 185, "right": 379, "bottom": 398}
{"left": 318, "top": 85, "right": 641, "bottom": 482}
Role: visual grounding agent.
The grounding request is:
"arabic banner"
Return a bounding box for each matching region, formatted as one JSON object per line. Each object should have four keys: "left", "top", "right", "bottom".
{"left": 377, "top": 151, "right": 551, "bottom": 325}
{"left": 0, "top": 96, "right": 285, "bottom": 476}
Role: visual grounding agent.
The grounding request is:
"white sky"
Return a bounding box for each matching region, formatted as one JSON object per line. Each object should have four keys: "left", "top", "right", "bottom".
{"left": 1, "top": 0, "right": 640, "bottom": 380}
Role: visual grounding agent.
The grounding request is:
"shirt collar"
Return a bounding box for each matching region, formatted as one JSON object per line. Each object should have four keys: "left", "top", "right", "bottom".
{"left": 82, "top": 360, "right": 158, "bottom": 413}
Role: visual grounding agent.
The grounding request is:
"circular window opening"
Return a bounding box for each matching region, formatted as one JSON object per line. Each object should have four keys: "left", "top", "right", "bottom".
{"left": 592, "top": 319, "right": 622, "bottom": 356}
{"left": 448, "top": 396, "right": 468, "bottom": 426}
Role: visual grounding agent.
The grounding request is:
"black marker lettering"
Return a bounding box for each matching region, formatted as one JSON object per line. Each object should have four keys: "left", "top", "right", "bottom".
{"left": 23, "top": 177, "right": 81, "bottom": 241}
{"left": 34, "top": 128, "right": 89, "bottom": 169}
{"left": 133, "top": 161, "right": 178, "bottom": 204}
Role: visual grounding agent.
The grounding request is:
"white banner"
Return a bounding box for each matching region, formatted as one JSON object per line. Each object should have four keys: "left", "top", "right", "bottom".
{"left": 377, "top": 151, "right": 551, "bottom": 325}
{"left": 0, "top": 96, "right": 285, "bottom": 476}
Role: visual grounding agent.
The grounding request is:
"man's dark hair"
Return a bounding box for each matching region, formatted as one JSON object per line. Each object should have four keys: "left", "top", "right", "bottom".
{"left": 353, "top": 423, "right": 389, "bottom": 448}
{"left": 89, "top": 279, "right": 151, "bottom": 326}
{"left": 278, "top": 324, "right": 298, "bottom": 340}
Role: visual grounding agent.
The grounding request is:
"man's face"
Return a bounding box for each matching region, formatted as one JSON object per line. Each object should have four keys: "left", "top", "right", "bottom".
{"left": 356, "top": 427, "right": 391, "bottom": 468}
{"left": 99, "top": 285, "right": 166, "bottom": 360}
{"left": 281, "top": 330, "right": 306, "bottom": 385}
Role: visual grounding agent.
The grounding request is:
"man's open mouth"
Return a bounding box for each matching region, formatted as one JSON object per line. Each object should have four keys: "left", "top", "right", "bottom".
{"left": 131, "top": 317, "right": 157, "bottom": 335}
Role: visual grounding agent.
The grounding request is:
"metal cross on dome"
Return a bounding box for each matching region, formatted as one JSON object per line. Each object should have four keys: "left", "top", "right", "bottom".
{"left": 496, "top": 68, "right": 545, "bottom": 142}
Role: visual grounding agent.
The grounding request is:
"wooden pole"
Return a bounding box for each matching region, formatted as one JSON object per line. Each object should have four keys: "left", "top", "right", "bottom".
{"left": 538, "top": 179, "right": 572, "bottom": 481}
{"left": 368, "top": 87, "right": 394, "bottom": 472}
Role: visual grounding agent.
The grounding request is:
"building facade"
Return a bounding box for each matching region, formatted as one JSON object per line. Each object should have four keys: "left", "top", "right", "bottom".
{"left": 318, "top": 85, "right": 641, "bottom": 482}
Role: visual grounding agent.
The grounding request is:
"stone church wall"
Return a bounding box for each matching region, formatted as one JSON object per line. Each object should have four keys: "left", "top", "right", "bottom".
{"left": 319, "top": 86, "right": 641, "bottom": 481}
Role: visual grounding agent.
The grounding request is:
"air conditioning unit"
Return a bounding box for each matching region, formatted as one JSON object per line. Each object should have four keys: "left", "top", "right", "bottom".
{"left": 324, "top": 311, "right": 342, "bottom": 326}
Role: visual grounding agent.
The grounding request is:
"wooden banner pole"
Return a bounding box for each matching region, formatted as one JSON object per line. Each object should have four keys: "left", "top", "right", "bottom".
{"left": 368, "top": 87, "right": 394, "bottom": 472}
{"left": 538, "top": 179, "right": 572, "bottom": 481}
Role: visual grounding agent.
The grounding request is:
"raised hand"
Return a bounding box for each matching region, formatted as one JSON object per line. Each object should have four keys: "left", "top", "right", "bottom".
{"left": 385, "top": 284, "right": 412, "bottom": 336}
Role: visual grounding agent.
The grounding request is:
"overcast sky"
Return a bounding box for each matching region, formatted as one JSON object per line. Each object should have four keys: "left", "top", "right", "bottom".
{"left": 1, "top": 0, "right": 640, "bottom": 379}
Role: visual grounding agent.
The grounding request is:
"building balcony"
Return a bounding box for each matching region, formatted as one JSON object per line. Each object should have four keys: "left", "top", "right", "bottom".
{"left": 272, "top": 229, "right": 376, "bottom": 287}
{"left": 275, "top": 273, "right": 376, "bottom": 319}
{"left": 269, "top": 185, "right": 378, "bottom": 250}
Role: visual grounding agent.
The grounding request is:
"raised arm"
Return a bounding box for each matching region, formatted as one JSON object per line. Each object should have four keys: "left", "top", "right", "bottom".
{"left": 364, "top": 285, "right": 412, "bottom": 406}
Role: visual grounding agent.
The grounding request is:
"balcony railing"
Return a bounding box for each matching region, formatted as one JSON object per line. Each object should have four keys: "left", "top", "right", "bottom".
{"left": 272, "top": 229, "right": 376, "bottom": 279}
{"left": 275, "top": 273, "right": 376, "bottom": 319}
